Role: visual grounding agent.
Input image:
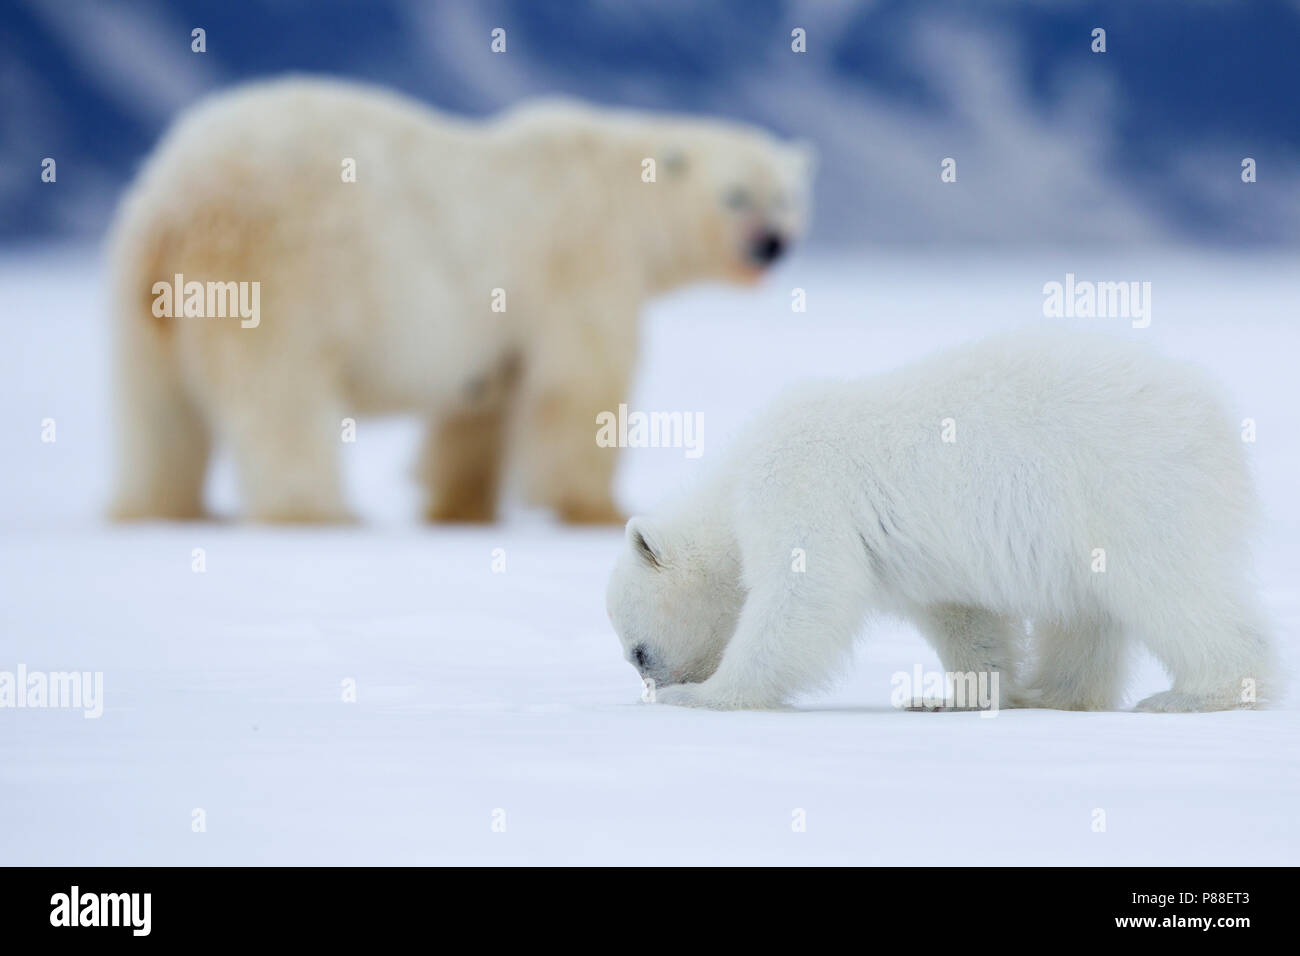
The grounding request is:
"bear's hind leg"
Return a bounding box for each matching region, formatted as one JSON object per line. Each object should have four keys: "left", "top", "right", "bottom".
{"left": 1026, "top": 617, "right": 1127, "bottom": 711}
{"left": 914, "top": 604, "right": 1028, "bottom": 710}
{"left": 1133, "top": 610, "right": 1273, "bottom": 712}
{"left": 110, "top": 380, "right": 211, "bottom": 520}
{"left": 109, "top": 328, "right": 211, "bottom": 520}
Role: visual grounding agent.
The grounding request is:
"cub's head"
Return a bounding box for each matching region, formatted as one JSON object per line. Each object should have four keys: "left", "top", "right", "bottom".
{"left": 605, "top": 516, "right": 744, "bottom": 690}
{"left": 651, "top": 121, "right": 815, "bottom": 286}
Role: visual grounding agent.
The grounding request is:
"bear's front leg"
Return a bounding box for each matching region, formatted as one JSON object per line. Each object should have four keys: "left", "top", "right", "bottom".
{"left": 516, "top": 320, "right": 635, "bottom": 524}
{"left": 651, "top": 680, "right": 783, "bottom": 710}
{"left": 655, "top": 539, "right": 877, "bottom": 710}
{"left": 420, "top": 384, "right": 513, "bottom": 523}
{"left": 218, "top": 368, "right": 354, "bottom": 523}
{"left": 912, "top": 604, "right": 1029, "bottom": 710}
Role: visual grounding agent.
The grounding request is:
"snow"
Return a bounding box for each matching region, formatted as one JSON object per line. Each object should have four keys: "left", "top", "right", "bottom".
{"left": 1, "top": 244, "right": 1297, "bottom": 864}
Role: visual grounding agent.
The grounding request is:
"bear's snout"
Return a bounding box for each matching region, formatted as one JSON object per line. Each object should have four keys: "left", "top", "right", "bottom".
{"left": 631, "top": 643, "right": 675, "bottom": 684}
{"left": 747, "top": 231, "right": 787, "bottom": 267}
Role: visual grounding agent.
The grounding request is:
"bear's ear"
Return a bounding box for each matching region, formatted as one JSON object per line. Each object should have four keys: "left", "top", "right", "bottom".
{"left": 625, "top": 517, "right": 663, "bottom": 569}
{"left": 788, "top": 139, "right": 818, "bottom": 179}
{"left": 662, "top": 146, "right": 689, "bottom": 178}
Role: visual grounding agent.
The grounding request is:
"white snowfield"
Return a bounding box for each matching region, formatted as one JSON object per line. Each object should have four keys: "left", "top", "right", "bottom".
{"left": 1, "top": 246, "right": 1296, "bottom": 865}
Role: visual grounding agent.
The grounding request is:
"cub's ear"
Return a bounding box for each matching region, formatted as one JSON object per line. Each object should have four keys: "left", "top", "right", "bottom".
{"left": 625, "top": 517, "right": 663, "bottom": 569}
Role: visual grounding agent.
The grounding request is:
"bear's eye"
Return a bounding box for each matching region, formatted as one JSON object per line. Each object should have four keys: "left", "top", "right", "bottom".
{"left": 722, "top": 186, "right": 753, "bottom": 211}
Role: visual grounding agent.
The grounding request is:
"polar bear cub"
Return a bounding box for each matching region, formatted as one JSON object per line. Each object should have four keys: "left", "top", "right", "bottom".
{"left": 107, "top": 78, "right": 812, "bottom": 523}
{"left": 606, "top": 329, "right": 1273, "bottom": 712}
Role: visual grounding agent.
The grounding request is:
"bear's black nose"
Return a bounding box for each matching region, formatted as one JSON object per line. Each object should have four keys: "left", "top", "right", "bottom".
{"left": 749, "top": 232, "right": 786, "bottom": 266}
{"left": 632, "top": 643, "right": 650, "bottom": 671}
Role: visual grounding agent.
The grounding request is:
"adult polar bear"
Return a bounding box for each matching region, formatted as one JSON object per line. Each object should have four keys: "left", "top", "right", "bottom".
{"left": 606, "top": 329, "right": 1274, "bottom": 713}
{"left": 108, "top": 78, "right": 812, "bottom": 523}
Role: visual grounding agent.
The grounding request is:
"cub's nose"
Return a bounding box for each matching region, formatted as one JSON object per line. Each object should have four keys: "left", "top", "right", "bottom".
{"left": 748, "top": 231, "right": 786, "bottom": 266}
{"left": 632, "top": 643, "right": 650, "bottom": 673}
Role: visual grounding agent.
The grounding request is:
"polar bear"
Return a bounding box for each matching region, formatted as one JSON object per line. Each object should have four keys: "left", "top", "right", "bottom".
{"left": 606, "top": 329, "right": 1274, "bottom": 712}
{"left": 107, "top": 77, "right": 812, "bottom": 523}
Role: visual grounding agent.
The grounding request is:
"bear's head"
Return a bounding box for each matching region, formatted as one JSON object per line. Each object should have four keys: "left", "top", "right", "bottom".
{"left": 651, "top": 122, "right": 815, "bottom": 287}
{"left": 606, "top": 515, "right": 745, "bottom": 691}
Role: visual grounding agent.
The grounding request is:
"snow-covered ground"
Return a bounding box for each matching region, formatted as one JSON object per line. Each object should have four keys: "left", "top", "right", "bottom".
{"left": 1, "top": 245, "right": 1297, "bottom": 865}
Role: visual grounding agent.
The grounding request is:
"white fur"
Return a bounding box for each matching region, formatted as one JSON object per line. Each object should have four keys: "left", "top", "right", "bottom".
{"left": 107, "top": 77, "right": 812, "bottom": 523}
{"left": 606, "top": 328, "right": 1274, "bottom": 712}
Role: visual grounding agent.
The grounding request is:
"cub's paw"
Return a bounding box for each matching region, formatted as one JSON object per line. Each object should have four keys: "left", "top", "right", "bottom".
{"left": 1134, "top": 689, "right": 1258, "bottom": 713}
{"left": 647, "top": 681, "right": 780, "bottom": 711}
{"left": 648, "top": 683, "right": 712, "bottom": 708}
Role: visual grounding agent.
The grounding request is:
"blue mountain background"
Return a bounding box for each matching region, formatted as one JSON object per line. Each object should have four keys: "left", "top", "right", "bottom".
{"left": 3, "top": 0, "right": 1298, "bottom": 245}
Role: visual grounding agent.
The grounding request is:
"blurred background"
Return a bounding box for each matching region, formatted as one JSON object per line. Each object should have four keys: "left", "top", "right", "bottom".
{"left": 4, "top": 0, "right": 1300, "bottom": 247}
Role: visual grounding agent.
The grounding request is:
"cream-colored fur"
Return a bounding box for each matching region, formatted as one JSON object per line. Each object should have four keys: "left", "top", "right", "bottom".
{"left": 107, "top": 77, "right": 812, "bottom": 523}
{"left": 607, "top": 329, "right": 1274, "bottom": 713}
